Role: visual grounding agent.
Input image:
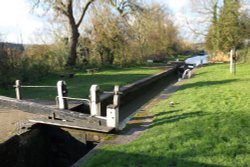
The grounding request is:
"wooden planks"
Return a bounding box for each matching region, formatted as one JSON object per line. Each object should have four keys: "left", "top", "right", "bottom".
{"left": 0, "top": 96, "right": 86, "bottom": 119}
{"left": 0, "top": 96, "right": 113, "bottom": 132}
{"left": 29, "top": 118, "right": 113, "bottom": 132}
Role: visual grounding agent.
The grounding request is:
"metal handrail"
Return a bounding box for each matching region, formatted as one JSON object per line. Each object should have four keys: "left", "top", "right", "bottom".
{"left": 13, "top": 85, "right": 56, "bottom": 88}
{"left": 55, "top": 96, "right": 90, "bottom": 109}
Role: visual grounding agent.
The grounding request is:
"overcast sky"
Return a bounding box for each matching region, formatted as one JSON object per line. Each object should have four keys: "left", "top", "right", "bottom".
{"left": 0, "top": 0, "right": 192, "bottom": 44}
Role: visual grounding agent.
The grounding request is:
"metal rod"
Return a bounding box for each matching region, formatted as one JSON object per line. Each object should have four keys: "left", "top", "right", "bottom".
{"left": 103, "top": 91, "right": 113, "bottom": 94}
{"left": 103, "top": 91, "right": 123, "bottom": 94}
{"left": 13, "top": 85, "right": 57, "bottom": 88}
{"left": 56, "top": 96, "right": 90, "bottom": 103}
{"left": 94, "top": 115, "right": 107, "bottom": 120}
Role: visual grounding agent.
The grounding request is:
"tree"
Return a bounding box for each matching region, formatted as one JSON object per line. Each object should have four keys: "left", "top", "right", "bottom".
{"left": 32, "top": 0, "right": 141, "bottom": 67}
{"left": 218, "top": 0, "right": 245, "bottom": 52}
{"left": 90, "top": 7, "right": 127, "bottom": 65}
{"left": 132, "top": 3, "right": 179, "bottom": 61}
{"left": 189, "top": 0, "right": 220, "bottom": 36}
{"left": 32, "top": 0, "right": 95, "bottom": 67}
{"left": 191, "top": 0, "right": 249, "bottom": 57}
{"left": 205, "top": 1, "right": 219, "bottom": 56}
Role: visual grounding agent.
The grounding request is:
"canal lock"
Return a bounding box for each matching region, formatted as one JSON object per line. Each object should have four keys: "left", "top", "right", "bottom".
{"left": 0, "top": 64, "right": 185, "bottom": 167}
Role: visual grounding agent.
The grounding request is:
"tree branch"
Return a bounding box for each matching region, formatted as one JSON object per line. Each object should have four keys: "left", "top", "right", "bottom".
{"left": 76, "top": 0, "right": 95, "bottom": 27}
{"left": 54, "top": 0, "right": 69, "bottom": 17}
{"left": 186, "top": 19, "right": 207, "bottom": 37}
{"left": 109, "top": 0, "right": 125, "bottom": 16}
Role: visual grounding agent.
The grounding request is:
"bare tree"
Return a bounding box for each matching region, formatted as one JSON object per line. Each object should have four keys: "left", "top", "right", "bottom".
{"left": 188, "top": 0, "right": 219, "bottom": 35}
{"left": 32, "top": 0, "right": 94, "bottom": 66}
{"left": 32, "top": 0, "right": 141, "bottom": 67}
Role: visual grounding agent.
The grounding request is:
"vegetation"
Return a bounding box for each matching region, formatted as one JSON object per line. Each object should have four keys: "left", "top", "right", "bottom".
{"left": 85, "top": 3, "right": 186, "bottom": 66}
{"left": 0, "top": 44, "right": 65, "bottom": 87}
{"left": 0, "top": 66, "right": 163, "bottom": 100}
{"left": 238, "top": 45, "right": 250, "bottom": 63}
{"left": 189, "top": 0, "right": 250, "bottom": 61}
{"left": 0, "top": 1, "right": 195, "bottom": 88}
{"left": 30, "top": 1, "right": 194, "bottom": 67}
{"left": 204, "top": 0, "right": 250, "bottom": 60}
{"left": 31, "top": 0, "right": 142, "bottom": 67}
{"left": 83, "top": 64, "right": 250, "bottom": 167}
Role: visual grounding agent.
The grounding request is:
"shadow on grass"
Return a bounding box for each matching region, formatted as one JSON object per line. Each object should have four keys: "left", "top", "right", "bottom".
{"left": 83, "top": 149, "right": 226, "bottom": 167}
{"left": 155, "top": 109, "right": 182, "bottom": 116}
{"left": 150, "top": 111, "right": 207, "bottom": 128}
{"left": 179, "top": 79, "right": 238, "bottom": 91}
{"left": 127, "top": 111, "right": 206, "bottom": 132}
{"left": 193, "top": 71, "right": 208, "bottom": 77}
{"left": 132, "top": 109, "right": 182, "bottom": 121}
{"left": 125, "top": 110, "right": 205, "bottom": 136}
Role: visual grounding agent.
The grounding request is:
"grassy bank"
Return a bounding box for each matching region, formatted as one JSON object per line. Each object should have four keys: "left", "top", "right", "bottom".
{"left": 0, "top": 66, "right": 163, "bottom": 100}
{"left": 83, "top": 64, "right": 250, "bottom": 167}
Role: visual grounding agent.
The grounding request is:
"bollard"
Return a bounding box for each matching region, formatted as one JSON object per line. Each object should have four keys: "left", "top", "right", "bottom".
{"left": 187, "top": 70, "right": 192, "bottom": 79}
{"left": 57, "top": 80, "right": 68, "bottom": 109}
{"left": 106, "top": 85, "right": 121, "bottom": 129}
{"left": 106, "top": 104, "right": 119, "bottom": 129}
{"left": 113, "top": 85, "right": 120, "bottom": 107}
{"left": 230, "top": 48, "right": 234, "bottom": 73}
{"left": 15, "top": 80, "right": 22, "bottom": 100}
{"left": 182, "top": 69, "right": 192, "bottom": 79}
{"left": 90, "top": 85, "right": 101, "bottom": 116}
{"left": 233, "top": 50, "right": 237, "bottom": 75}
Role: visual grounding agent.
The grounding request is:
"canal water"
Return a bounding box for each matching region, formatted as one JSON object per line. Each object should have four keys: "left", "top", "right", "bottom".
{"left": 185, "top": 54, "right": 208, "bottom": 66}
{"left": 0, "top": 124, "right": 97, "bottom": 167}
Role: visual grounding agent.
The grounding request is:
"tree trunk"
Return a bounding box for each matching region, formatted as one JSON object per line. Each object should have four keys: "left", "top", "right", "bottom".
{"left": 66, "top": 25, "right": 80, "bottom": 67}
{"left": 230, "top": 48, "right": 234, "bottom": 73}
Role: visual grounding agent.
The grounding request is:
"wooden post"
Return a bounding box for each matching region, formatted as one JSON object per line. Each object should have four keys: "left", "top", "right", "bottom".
{"left": 15, "top": 80, "right": 22, "bottom": 100}
{"left": 113, "top": 85, "right": 120, "bottom": 107}
{"left": 57, "top": 80, "right": 68, "bottom": 109}
{"left": 230, "top": 48, "right": 234, "bottom": 73}
{"left": 187, "top": 70, "right": 192, "bottom": 79}
{"left": 90, "top": 85, "right": 101, "bottom": 116}
{"left": 106, "top": 105, "right": 119, "bottom": 130}
{"left": 182, "top": 69, "right": 191, "bottom": 79}
{"left": 106, "top": 85, "right": 120, "bottom": 129}
{"left": 233, "top": 50, "right": 237, "bottom": 75}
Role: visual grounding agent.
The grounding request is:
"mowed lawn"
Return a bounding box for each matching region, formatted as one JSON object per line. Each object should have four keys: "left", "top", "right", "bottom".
{"left": 83, "top": 64, "right": 250, "bottom": 167}
{"left": 0, "top": 67, "right": 163, "bottom": 100}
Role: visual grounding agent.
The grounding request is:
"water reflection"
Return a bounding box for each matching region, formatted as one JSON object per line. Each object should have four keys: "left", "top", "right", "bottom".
{"left": 185, "top": 55, "right": 208, "bottom": 66}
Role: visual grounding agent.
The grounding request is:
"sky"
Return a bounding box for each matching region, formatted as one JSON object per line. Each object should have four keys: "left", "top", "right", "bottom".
{"left": 0, "top": 0, "right": 45, "bottom": 44}
{"left": 0, "top": 0, "right": 193, "bottom": 44}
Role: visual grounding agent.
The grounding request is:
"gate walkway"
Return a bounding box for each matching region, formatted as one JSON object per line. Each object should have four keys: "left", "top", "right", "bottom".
{"left": 0, "top": 96, "right": 113, "bottom": 133}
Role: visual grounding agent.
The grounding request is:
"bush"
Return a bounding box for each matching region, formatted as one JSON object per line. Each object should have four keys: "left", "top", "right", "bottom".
{"left": 238, "top": 46, "right": 250, "bottom": 63}
{"left": 0, "top": 45, "right": 57, "bottom": 87}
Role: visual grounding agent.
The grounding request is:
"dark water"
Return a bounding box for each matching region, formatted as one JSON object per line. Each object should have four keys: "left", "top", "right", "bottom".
{"left": 0, "top": 124, "right": 96, "bottom": 167}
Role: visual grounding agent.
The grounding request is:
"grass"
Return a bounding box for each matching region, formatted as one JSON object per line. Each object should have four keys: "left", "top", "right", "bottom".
{"left": 0, "top": 66, "right": 163, "bottom": 100}
{"left": 83, "top": 64, "right": 250, "bottom": 167}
